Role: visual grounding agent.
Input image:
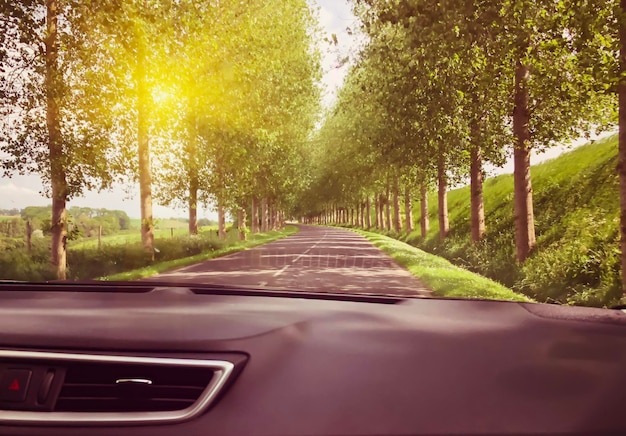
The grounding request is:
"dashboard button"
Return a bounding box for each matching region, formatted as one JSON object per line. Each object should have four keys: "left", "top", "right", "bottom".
{"left": 0, "top": 369, "right": 32, "bottom": 402}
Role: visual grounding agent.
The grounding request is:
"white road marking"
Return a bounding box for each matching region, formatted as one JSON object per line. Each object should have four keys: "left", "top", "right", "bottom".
{"left": 272, "top": 265, "right": 290, "bottom": 277}
{"left": 271, "top": 231, "right": 327, "bottom": 278}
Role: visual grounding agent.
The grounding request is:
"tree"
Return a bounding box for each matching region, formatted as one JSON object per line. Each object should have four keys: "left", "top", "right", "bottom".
{"left": 1, "top": 0, "right": 128, "bottom": 278}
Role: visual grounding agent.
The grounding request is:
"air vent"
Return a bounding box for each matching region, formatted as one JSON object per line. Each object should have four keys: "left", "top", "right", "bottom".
{"left": 0, "top": 351, "right": 239, "bottom": 425}
{"left": 56, "top": 362, "right": 214, "bottom": 413}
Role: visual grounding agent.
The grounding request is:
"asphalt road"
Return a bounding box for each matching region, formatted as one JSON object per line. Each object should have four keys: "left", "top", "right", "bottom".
{"left": 155, "top": 225, "right": 431, "bottom": 297}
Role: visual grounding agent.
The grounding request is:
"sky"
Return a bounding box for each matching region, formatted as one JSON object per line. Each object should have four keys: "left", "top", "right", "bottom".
{"left": 0, "top": 0, "right": 611, "bottom": 218}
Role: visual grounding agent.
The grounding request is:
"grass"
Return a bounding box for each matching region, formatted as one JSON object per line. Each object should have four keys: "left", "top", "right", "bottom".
{"left": 352, "top": 228, "right": 533, "bottom": 302}
{"left": 100, "top": 225, "right": 299, "bottom": 281}
{"left": 401, "top": 134, "right": 621, "bottom": 307}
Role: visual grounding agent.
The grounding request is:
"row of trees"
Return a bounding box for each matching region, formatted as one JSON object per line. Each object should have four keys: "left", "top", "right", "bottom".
{"left": 1, "top": 0, "right": 322, "bottom": 279}
{"left": 297, "top": 0, "right": 625, "bottom": 288}
{"left": 0, "top": 209, "right": 20, "bottom": 216}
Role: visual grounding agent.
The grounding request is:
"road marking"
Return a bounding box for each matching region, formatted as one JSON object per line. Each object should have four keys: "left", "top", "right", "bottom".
{"left": 271, "top": 230, "right": 326, "bottom": 278}
{"left": 272, "top": 265, "right": 289, "bottom": 277}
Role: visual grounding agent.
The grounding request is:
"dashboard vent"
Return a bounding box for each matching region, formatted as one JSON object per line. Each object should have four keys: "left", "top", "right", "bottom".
{"left": 0, "top": 351, "right": 238, "bottom": 425}
{"left": 56, "top": 362, "right": 214, "bottom": 413}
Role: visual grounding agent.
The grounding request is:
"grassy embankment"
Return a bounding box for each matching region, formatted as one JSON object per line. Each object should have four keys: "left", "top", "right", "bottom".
{"left": 375, "top": 135, "right": 619, "bottom": 307}
{"left": 352, "top": 228, "right": 533, "bottom": 302}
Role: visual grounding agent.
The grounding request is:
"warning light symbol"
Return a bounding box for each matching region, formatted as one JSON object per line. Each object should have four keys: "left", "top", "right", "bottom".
{"left": 8, "top": 379, "right": 20, "bottom": 391}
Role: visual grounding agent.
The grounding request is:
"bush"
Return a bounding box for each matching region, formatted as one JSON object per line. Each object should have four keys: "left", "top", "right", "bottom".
{"left": 0, "top": 231, "right": 228, "bottom": 281}
{"left": 0, "top": 241, "right": 54, "bottom": 281}
{"left": 66, "top": 234, "right": 225, "bottom": 279}
{"left": 517, "top": 212, "right": 621, "bottom": 306}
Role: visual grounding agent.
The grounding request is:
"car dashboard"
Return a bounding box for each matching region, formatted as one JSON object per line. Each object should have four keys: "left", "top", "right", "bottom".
{"left": 1, "top": 282, "right": 626, "bottom": 436}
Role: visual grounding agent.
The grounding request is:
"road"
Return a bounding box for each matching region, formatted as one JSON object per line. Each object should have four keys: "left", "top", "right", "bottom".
{"left": 155, "top": 225, "right": 431, "bottom": 297}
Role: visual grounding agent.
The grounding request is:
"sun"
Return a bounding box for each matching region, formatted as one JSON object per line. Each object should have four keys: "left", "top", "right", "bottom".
{"left": 151, "top": 86, "right": 173, "bottom": 105}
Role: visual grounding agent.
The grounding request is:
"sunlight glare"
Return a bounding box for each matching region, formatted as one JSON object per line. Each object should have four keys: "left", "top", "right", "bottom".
{"left": 151, "top": 86, "right": 173, "bottom": 105}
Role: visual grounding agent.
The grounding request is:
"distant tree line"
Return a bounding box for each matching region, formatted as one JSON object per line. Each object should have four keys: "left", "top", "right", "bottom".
{"left": 0, "top": 206, "right": 131, "bottom": 239}
{"left": 0, "top": 209, "right": 20, "bottom": 216}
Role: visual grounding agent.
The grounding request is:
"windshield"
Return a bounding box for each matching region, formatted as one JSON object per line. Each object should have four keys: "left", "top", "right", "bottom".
{"left": 0, "top": 0, "right": 623, "bottom": 308}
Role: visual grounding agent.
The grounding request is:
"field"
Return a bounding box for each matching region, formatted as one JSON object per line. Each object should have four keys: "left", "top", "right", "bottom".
{"left": 69, "top": 225, "right": 221, "bottom": 249}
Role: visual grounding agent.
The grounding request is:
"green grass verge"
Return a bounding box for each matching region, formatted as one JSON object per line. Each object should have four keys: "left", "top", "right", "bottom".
{"left": 352, "top": 228, "right": 534, "bottom": 302}
{"left": 99, "top": 225, "right": 299, "bottom": 281}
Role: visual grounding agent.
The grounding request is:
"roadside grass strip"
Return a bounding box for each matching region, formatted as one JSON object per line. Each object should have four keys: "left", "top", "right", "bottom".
{"left": 354, "top": 229, "right": 534, "bottom": 302}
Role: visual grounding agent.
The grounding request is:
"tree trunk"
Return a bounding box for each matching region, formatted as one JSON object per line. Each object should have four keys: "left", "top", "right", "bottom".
{"left": 238, "top": 208, "right": 247, "bottom": 241}
{"left": 355, "top": 203, "right": 359, "bottom": 227}
{"left": 619, "top": 0, "right": 626, "bottom": 294}
{"left": 271, "top": 206, "right": 278, "bottom": 230}
{"left": 359, "top": 202, "right": 364, "bottom": 227}
{"left": 188, "top": 173, "right": 198, "bottom": 235}
{"left": 136, "top": 13, "right": 154, "bottom": 259}
{"left": 393, "top": 174, "right": 402, "bottom": 232}
{"left": 513, "top": 60, "right": 536, "bottom": 262}
{"left": 378, "top": 194, "right": 385, "bottom": 230}
{"left": 187, "top": 118, "right": 199, "bottom": 236}
{"left": 251, "top": 197, "right": 259, "bottom": 233}
{"left": 437, "top": 152, "right": 449, "bottom": 239}
{"left": 405, "top": 186, "right": 413, "bottom": 233}
{"left": 350, "top": 208, "right": 354, "bottom": 226}
{"left": 46, "top": 0, "right": 67, "bottom": 279}
{"left": 385, "top": 190, "right": 391, "bottom": 231}
{"left": 261, "top": 197, "right": 269, "bottom": 232}
{"left": 217, "top": 203, "right": 226, "bottom": 240}
{"left": 374, "top": 196, "right": 379, "bottom": 229}
{"left": 420, "top": 184, "right": 429, "bottom": 238}
{"left": 218, "top": 201, "right": 226, "bottom": 240}
{"left": 470, "top": 144, "right": 485, "bottom": 242}
{"left": 365, "top": 197, "right": 371, "bottom": 230}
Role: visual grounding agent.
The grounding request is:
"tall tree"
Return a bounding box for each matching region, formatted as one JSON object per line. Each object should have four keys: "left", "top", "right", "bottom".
{"left": 617, "top": 0, "right": 626, "bottom": 295}
{"left": 1, "top": 0, "right": 127, "bottom": 278}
